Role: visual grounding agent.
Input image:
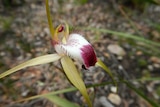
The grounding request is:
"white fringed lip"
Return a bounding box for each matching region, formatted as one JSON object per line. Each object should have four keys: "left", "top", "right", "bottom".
{"left": 53, "top": 33, "right": 97, "bottom": 69}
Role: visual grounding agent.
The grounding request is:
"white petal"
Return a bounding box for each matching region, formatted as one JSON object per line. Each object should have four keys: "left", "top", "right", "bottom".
{"left": 55, "top": 34, "right": 85, "bottom": 62}
{"left": 55, "top": 33, "right": 97, "bottom": 68}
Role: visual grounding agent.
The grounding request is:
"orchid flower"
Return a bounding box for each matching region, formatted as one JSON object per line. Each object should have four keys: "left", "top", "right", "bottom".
{"left": 0, "top": 0, "right": 116, "bottom": 107}
{"left": 51, "top": 24, "right": 97, "bottom": 69}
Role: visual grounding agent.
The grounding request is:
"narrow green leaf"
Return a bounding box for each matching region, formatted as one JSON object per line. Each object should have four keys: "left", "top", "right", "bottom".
{"left": 136, "top": 77, "right": 160, "bottom": 81}
{"left": 122, "top": 80, "right": 160, "bottom": 107}
{"left": 45, "top": 0, "right": 55, "bottom": 37}
{"left": 16, "top": 81, "right": 113, "bottom": 103}
{"left": 61, "top": 56, "right": 92, "bottom": 107}
{"left": 79, "top": 27, "right": 160, "bottom": 47}
{"left": 17, "top": 87, "right": 77, "bottom": 102}
{"left": 0, "top": 54, "right": 61, "bottom": 78}
{"left": 44, "top": 95, "right": 80, "bottom": 107}
{"left": 96, "top": 59, "right": 117, "bottom": 91}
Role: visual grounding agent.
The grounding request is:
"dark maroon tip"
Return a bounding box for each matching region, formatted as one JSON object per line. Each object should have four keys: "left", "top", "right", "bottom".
{"left": 58, "top": 25, "right": 64, "bottom": 32}
{"left": 81, "top": 45, "right": 97, "bottom": 68}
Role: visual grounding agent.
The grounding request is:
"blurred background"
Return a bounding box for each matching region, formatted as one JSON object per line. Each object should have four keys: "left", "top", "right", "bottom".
{"left": 0, "top": 0, "right": 160, "bottom": 107}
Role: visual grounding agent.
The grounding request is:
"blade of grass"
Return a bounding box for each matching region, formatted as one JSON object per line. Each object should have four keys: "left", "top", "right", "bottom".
{"left": 136, "top": 77, "right": 160, "bottom": 82}
{"left": 16, "top": 78, "right": 160, "bottom": 105}
{"left": 80, "top": 27, "right": 160, "bottom": 47}
{"left": 16, "top": 81, "right": 113, "bottom": 103}
{"left": 0, "top": 54, "right": 61, "bottom": 78}
{"left": 61, "top": 56, "right": 92, "bottom": 107}
{"left": 80, "top": 27, "right": 160, "bottom": 56}
{"left": 44, "top": 95, "right": 80, "bottom": 107}
{"left": 45, "top": 0, "right": 55, "bottom": 37}
{"left": 96, "top": 59, "right": 117, "bottom": 91}
{"left": 122, "top": 80, "right": 160, "bottom": 107}
{"left": 119, "top": 6, "right": 142, "bottom": 36}
{"left": 17, "top": 87, "right": 77, "bottom": 102}
{"left": 146, "top": 20, "right": 160, "bottom": 31}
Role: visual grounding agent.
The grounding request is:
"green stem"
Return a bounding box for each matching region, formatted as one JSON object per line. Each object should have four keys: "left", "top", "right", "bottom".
{"left": 45, "top": 0, "right": 55, "bottom": 37}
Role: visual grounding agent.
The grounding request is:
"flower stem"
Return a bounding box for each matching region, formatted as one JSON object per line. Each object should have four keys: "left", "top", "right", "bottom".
{"left": 45, "top": 0, "right": 55, "bottom": 38}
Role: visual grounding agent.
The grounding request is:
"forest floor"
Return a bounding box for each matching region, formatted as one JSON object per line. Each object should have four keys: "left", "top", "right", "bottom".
{"left": 0, "top": 0, "right": 160, "bottom": 107}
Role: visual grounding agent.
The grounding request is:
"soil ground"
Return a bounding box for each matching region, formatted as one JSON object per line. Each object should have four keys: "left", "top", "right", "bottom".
{"left": 0, "top": 0, "right": 160, "bottom": 107}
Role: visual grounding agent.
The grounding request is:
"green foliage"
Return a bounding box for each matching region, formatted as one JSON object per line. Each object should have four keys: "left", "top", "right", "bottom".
{"left": 137, "top": 59, "right": 148, "bottom": 67}
{"left": 131, "top": 0, "right": 160, "bottom": 5}
{"left": 74, "top": 0, "right": 88, "bottom": 5}
{"left": 96, "top": 59, "right": 117, "bottom": 89}
{"left": 13, "top": 80, "right": 160, "bottom": 107}
{"left": 79, "top": 27, "right": 160, "bottom": 57}
{"left": 147, "top": 21, "right": 160, "bottom": 31}
{"left": 0, "top": 16, "right": 13, "bottom": 31}
{"left": 44, "top": 95, "right": 80, "bottom": 107}
{"left": 122, "top": 80, "right": 160, "bottom": 107}
{"left": 119, "top": 0, "right": 160, "bottom": 10}
{"left": 156, "top": 86, "right": 160, "bottom": 96}
{"left": 0, "top": 54, "right": 61, "bottom": 78}
{"left": 2, "top": 0, "right": 25, "bottom": 7}
{"left": 78, "top": 26, "right": 160, "bottom": 106}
